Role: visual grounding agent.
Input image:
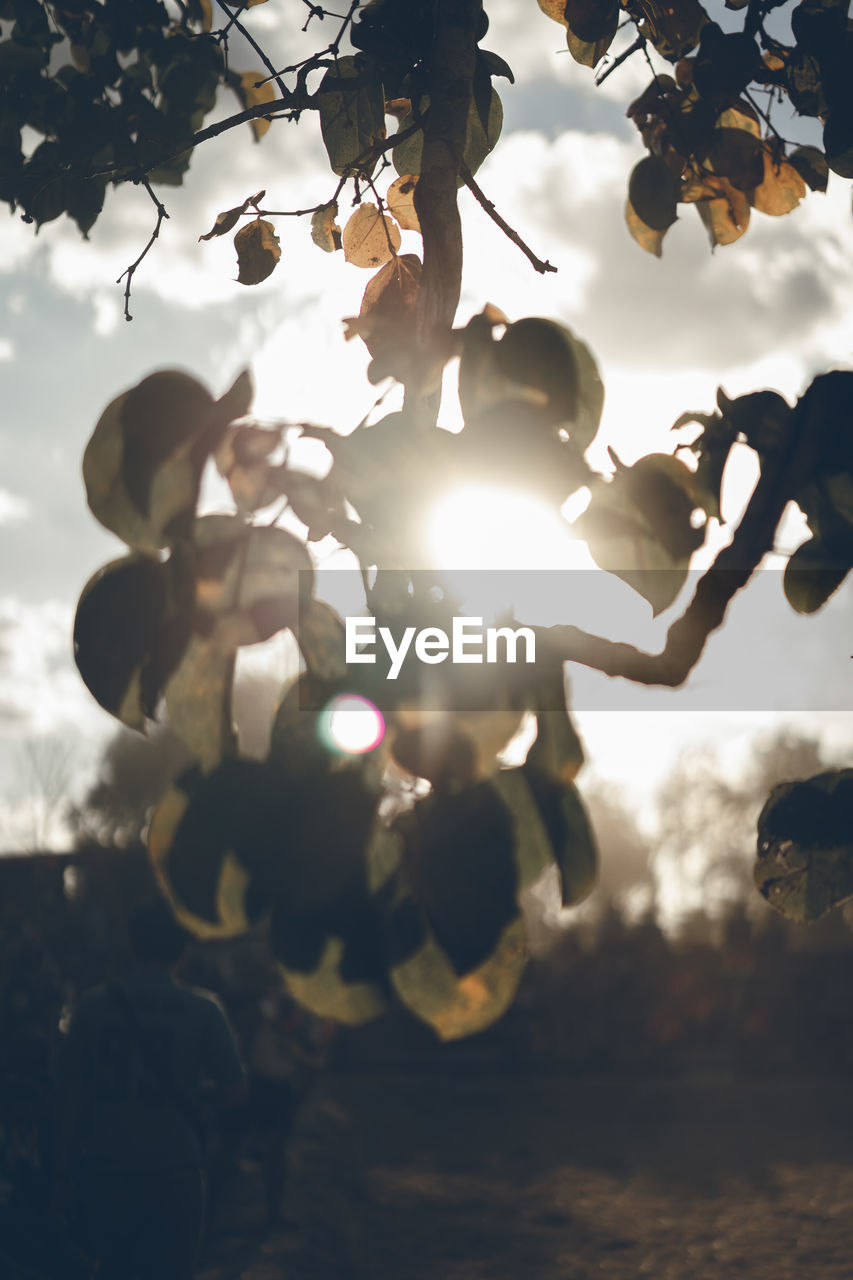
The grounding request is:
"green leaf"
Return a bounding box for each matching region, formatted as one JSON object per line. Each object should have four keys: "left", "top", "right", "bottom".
{"left": 83, "top": 370, "right": 229, "bottom": 551}
{"left": 234, "top": 218, "right": 281, "bottom": 285}
{"left": 755, "top": 770, "right": 853, "bottom": 923}
{"left": 783, "top": 536, "right": 852, "bottom": 614}
{"left": 317, "top": 54, "right": 386, "bottom": 178}
{"left": 392, "top": 88, "right": 503, "bottom": 181}
{"left": 526, "top": 773, "right": 598, "bottom": 907}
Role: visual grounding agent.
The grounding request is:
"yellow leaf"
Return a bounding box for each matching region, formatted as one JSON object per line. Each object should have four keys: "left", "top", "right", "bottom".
{"left": 386, "top": 174, "right": 420, "bottom": 231}
{"left": 695, "top": 177, "right": 750, "bottom": 247}
{"left": 537, "top": 0, "right": 568, "bottom": 25}
{"left": 752, "top": 148, "right": 807, "bottom": 216}
{"left": 231, "top": 70, "right": 275, "bottom": 141}
{"left": 342, "top": 202, "right": 401, "bottom": 268}
{"left": 310, "top": 201, "right": 342, "bottom": 252}
{"left": 625, "top": 196, "right": 666, "bottom": 257}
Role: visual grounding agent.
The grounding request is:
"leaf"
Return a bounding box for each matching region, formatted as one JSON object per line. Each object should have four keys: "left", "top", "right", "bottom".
{"left": 565, "top": 0, "right": 619, "bottom": 66}
{"left": 295, "top": 598, "right": 348, "bottom": 680}
{"left": 752, "top": 148, "right": 806, "bottom": 216}
{"left": 525, "top": 773, "right": 598, "bottom": 906}
{"left": 234, "top": 218, "right": 281, "bottom": 285}
{"left": 716, "top": 101, "right": 761, "bottom": 138}
{"left": 705, "top": 128, "right": 764, "bottom": 192}
{"left": 164, "top": 634, "right": 236, "bottom": 770}
{"left": 148, "top": 761, "right": 281, "bottom": 940}
{"left": 83, "top": 370, "right": 228, "bottom": 551}
{"left": 215, "top": 423, "right": 281, "bottom": 511}
{"left": 789, "top": 144, "right": 829, "bottom": 192}
{"left": 498, "top": 316, "right": 579, "bottom": 424}
{"left": 783, "top": 536, "right": 852, "bottom": 614}
{"left": 310, "top": 201, "right": 341, "bottom": 252}
{"left": 192, "top": 515, "right": 313, "bottom": 645}
{"left": 695, "top": 176, "right": 750, "bottom": 247}
{"left": 628, "top": 155, "right": 679, "bottom": 231}
{"left": 755, "top": 770, "right": 853, "bottom": 923}
{"left": 199, "top": 192, "right": 262, "bottom": 241}
{"left": 625, "top": 195, "right": 666, "bottom": 257}
{"left": 342, "top": 202, "right": 401, "bottom": 268}
{"left": 577, "top": 455, "right": 706, "bottom": 614}
{"left": 480, "top": 49, "right": 514, "bottom": 83}
{"left": 317, "top": 54, "right": 386, "bottom": 178}
{"left": 640, "top": 0, "right": 708, "bottom": 58}
{"left": 228, "top": 70, "right": 275, "bottom": 140}
{"left": 74, "top": 554, "right": 188, "bottom": 731}
{"left": 386, "top": 174, "right": 420, "bottom": 231}
{"left": 344, "top": 253, "right": 421, "bottom": 380}
{"left": 392, "top": 90, "right": 503, "bottom": 181}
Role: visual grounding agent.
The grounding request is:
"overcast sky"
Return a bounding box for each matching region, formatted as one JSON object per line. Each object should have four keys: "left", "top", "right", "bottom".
{"left": 1, "top": 0, "right": 851, "bottom": 845}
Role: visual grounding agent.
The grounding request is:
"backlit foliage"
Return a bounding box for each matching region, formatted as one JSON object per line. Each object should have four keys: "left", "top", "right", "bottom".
{"left": 4, "top": 1, "right": 852, "bottom": 1033}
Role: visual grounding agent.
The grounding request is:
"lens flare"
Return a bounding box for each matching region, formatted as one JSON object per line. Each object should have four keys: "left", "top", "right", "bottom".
{"left": 319, "top": 694, "right": 385, "bottom": 755}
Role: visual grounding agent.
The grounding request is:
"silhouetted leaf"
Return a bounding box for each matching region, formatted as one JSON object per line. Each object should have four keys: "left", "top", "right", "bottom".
{"left": 625, "top": 195, "right": 667, "bottom": 257}
{"left": 706, "top": 127, "right": 764, "bottom": 191}
{"left": 234, "top": 218, "right": 281, "bottom": 284}
{"left": 392, "top": 89, "right": 502, "bottom": 180}
{"left": 344, "top": 252, "right": 421, "bottom": 381}
{"left": 199, "top": 193, "right": 262, "bottom": 241}
{"left": 628, "top": 155, "right": 679, "bottom": 231}
{"left": 823, "top": 108, "right": 853, "bottom": 178}
{"left": 783, "top": 535, "right": 852, "bottom": 614}
{"left": 74, "top": 554, "right": 188, "bottom": 731}
{"left": 83, "top": 370, "right": 229, "bottom": 551}
{"left": 789, "top": 144, "right": 829, "bottom": 191}
{"left": 755, "top": 770, "right": 853, "bottom": 923}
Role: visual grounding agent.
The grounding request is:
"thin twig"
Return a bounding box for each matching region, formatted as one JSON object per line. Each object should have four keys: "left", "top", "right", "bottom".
{"left": 116, "top": 179, "right": 169, "bottom": 321}
{"left": 596, "top": 34, "right": 644, "bottom": 87}
{"left": 461, "top": 163, "right": 557, "bottom": 275}
{"left": 216, "top": 0, "right": 289, "bottom": 98}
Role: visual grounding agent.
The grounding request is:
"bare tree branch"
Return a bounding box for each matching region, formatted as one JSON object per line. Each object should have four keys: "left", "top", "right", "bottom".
{"left": 117, "top": 179, "right": 169, "bottom": 322}
{"left": 461, "top": 163, "right": 557, "bottom": 275}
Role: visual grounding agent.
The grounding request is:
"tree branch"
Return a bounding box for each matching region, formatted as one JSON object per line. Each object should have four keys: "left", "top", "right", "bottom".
{"left": 530, "top": 394, "right": 823, "bottom": 686}
{"left": 411, "top": 0, "right": 482, "bottom": 378}
{"left": 116, "top": 179, "right": 169, "bottom": 321}
{"left": 461, "top": 163, "right": 557, "bottom": 275}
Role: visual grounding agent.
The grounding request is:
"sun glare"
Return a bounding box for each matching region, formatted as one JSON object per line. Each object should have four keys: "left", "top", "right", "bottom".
{"left": 427, "top": 485, "right": 588, "bottom": 572}
{"left": 319, "top": 694, "right": 385, "bottom": 755}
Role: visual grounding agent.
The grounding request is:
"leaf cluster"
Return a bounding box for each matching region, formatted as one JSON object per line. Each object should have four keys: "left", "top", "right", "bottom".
{"left": 539, "top": 0, "right": 850, "bottom": 253}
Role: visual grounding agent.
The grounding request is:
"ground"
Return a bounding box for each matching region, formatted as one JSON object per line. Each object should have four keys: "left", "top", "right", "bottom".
{"left": 197, "top": 1071, "right": 853, "bottom": 1279}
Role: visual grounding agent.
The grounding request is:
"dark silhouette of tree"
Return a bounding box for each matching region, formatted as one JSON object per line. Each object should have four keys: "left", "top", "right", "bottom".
{"left": 4, "top": 0, "right": 853, "bottom": 1036}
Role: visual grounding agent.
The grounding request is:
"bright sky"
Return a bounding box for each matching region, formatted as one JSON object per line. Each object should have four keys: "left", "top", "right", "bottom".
{"left": 1, "top": 0, "right": 852, "bottom": 844}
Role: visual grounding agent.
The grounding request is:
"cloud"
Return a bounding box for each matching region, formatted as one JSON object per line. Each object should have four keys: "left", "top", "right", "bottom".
{"left": 460, "top": 128, "right": 853, "bottom": 391}
{"left": 0, "top": 490, "right": 29, "bottom": 525}
{"left": 0, "top": 598, "right": 108, "bottom": 740}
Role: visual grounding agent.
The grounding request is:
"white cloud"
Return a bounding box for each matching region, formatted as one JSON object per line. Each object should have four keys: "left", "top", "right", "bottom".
{"left": 0, "top": 490, "right": 30, "bottom": 525}
{"left": 0, "top": 337, "right": 14, "bottom": 361}
{"left": 0, "top": 598, "right": 109, "bottom": 741}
